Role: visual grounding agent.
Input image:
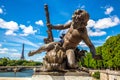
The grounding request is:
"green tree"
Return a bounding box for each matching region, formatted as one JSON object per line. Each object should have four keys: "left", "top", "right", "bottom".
{"left": 0, "top": 58, "right": 9, "bottom": 66}
{"left": 0, "top": 58, "right": 42, "bottom": 66}
{"left": 81, "top": 34, "right": 120, "bottom": 69}
{"left": 7, "top": 60, "right": 16, "bottom": 66}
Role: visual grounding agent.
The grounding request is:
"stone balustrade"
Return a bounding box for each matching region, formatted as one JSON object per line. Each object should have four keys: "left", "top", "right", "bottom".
{"left": 89, "top": 69, "right": 120, "bottom": 80}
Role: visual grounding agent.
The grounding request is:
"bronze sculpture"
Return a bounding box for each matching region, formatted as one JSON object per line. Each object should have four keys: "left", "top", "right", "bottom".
{"left": 28, "top": 5, "right": 102, "bottom": 71}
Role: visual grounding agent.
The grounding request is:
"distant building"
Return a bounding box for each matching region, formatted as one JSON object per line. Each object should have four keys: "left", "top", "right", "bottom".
{"left": 20, "top": 43, "right": 25, "bottom": 60}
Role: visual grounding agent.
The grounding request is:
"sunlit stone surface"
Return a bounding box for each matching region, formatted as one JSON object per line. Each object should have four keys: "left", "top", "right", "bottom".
{"left": 32, "top": 71, "right": 92, "bottom": 80}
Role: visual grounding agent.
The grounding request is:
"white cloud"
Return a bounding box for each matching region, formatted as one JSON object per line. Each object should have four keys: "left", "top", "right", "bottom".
{"left": 34, "top": 57, "right": 43, "bottom": 62}
{"left": 86, "top": 16, "right": 120, "bottom": 36}
{"left": 0, "top": 47, "right": 21, "bottom": 59}
{"left": 59, "top": 29, "right": 68, "bottom": 36}
{"left": 20, "top": 24, "right": 37, "bottom": 36}
{"left": 12, "top": 53, "right": 21, "bottom": 57}
{"left": 0, "top": 18, "right": 38, "bottom": 36}
{"left": 79, "top": 41, "right": 87, "bottom": 47}
{"left": 6, "top": 36, "right": 39, "bottom": 48}
{"left": 10, "top": 49, "right": 18, "bottom": 52}
{"left": 79, "top": 40, "right": 104, "bottom": 48}
{"left": 65, "top": 20, "right": 72, "bottom": 24}
{"left": 88, "top": 29, "right": 106, "bottom": 36}
{"left": 54, "top": 37, "right": 60, "bottom": 41}
{"left": 10, "top": 53, "right": 21, "bottom": 58}
{"left": 34, "top": 54, "right": 45, "bottom": 62}
{"left": 19, "top": 24, "right": 26, "bottom": 29}
{"left": 0, "top": 48, "right": 8, "bottom": 54}
{"left": 87, "top": 19, "right": 95, "bottom": 28}
{"left": 0, "top": 48, "right": 8, "bottom": 51}
{"left": 35, "top": 20, "right": 44, "bottom": 26}
{"left": 87, "top": 16, "right": 120, "bottom": 29}
{"left": 94, "top": 16, "right": 120, "bottom": 29}
{"left": 0, "top": 47, "right": 18, "bottom": 54}
{"left": 0, "top": 44, "right": 2, "bottom": 47}
{"left": 106, "top": 36, "right": 111, "bottom": 40}
{"left": 0, "top": 18, "right": 19, "bottom": 36}
{"left": 5, "top": 30, "right": 17, "bottom": 36}
{"left": 0, "top": 19, "right": 19, "bottom": 31}
{"left": 105, "top": 6, "right": 114, "bottom": 15}
{"left": 0, "top": 8, "right": 3, "bottom": 14}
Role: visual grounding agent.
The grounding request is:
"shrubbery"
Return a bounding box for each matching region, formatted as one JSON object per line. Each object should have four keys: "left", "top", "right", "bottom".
{"left": 79, "top": 34, "right": 120, "bottom": 70}
{"left": 92, "top": 71, "right": 100, "bottom": 79}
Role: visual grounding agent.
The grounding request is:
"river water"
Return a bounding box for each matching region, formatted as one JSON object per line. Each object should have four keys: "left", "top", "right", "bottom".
{"left": 0, "top": 69, "right": 33, "bottom": 77}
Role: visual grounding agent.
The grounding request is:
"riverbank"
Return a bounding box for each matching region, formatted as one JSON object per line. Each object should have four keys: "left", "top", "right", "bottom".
{"left": 0, "top": 77, "right": 31, "bottom": 80}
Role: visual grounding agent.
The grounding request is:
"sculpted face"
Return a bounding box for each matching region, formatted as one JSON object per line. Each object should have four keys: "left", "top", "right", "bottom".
{"left": 72, "top": 9, "right": 89, "bottom": 29}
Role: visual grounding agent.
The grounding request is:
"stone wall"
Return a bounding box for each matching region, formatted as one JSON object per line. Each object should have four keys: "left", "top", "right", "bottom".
{"left": 100, "top": 70, "right": 120, "bottom": 80}
{"left": 100, "top": 72, "right": 120, "bottom": 80}
{"left": 89, "top": 70, "right": 120, "bottom": 80}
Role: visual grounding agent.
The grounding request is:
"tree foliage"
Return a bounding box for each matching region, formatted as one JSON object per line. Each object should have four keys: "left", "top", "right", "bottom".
{"left": 0, "top": 58, "right": 42, "bottom": 66}
{"left": 80, "top": 34, "right": 120, "bottom": 70}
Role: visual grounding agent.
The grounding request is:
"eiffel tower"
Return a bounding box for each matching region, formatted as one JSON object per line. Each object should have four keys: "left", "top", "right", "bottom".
{"left": 20, "top": 43, "right": 25, "bottom": 60}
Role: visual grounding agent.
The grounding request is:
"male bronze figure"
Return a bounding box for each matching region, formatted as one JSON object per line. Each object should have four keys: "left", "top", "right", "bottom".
{"left": 28, "top": 5, "right": 101, "bottom": 71}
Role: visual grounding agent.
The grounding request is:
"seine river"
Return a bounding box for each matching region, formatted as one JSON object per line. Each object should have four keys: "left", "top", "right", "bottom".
{"left": 0, "top": 69, "right": 33, "bottom": 77}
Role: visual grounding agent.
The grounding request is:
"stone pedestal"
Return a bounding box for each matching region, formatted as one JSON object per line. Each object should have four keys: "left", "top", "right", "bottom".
{"left": 32, "top": 71, "right": 92, "bottom": 80}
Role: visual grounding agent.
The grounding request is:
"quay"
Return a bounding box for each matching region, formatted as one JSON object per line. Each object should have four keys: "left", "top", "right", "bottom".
{"left": 0, "top": 66, "right": 41, "bottom": 72}
{"left": 0, "top": 68, "right": 120, "bottom": 80}
{"left": 0, "top": 66, "right": 41, "bottom": 68}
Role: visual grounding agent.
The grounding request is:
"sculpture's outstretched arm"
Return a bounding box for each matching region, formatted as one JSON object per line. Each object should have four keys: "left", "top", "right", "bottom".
{"left": 83, "top": 38, "right": 96, "bottom": 58}
{"left": 51, "top": 22, "right": 71, "bottom": 30}
{"left": 82, "top": 29, "right": 102, "bottom": 60}
{"left": 82, "top": 29, "right": 96, "bottom": 58}
{"left": 28, "top": 42, "right": 60, "bottom": 56}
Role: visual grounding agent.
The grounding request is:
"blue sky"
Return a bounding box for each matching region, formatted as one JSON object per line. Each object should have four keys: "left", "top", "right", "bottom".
{"left": 0, "top": 0, "right": 120, "bottom": 62}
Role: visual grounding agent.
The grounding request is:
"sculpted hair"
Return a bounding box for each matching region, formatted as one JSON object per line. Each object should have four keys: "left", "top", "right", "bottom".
{"left": 72, "top": 9, "right": 89, "bottom": 24}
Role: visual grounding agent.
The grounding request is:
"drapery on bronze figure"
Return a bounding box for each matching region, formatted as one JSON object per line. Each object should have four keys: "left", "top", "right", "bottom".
{"left": 28, "top": 4, "right": 102, "bottom": 71}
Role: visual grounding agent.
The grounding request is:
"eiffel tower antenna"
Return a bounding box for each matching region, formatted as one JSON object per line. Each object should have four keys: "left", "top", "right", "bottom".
{"left": 21, "top": 43, "right": 25, "bottom": 60}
